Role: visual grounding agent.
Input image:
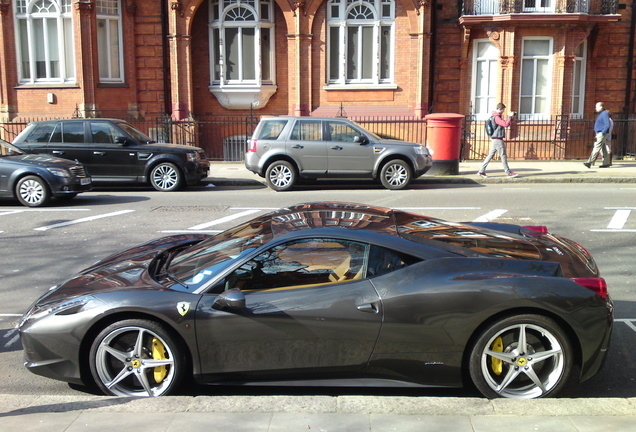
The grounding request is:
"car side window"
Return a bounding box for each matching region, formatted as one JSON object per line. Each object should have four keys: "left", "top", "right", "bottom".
{"left": 366, "top": 245, "right": 421, "bottom": 278}
{"left": 290, "top": 120, "right": 322, "bottom": 141}
{"left": 90, "top": 122, "right": 119, "bottom": 144}
{"left": 257, "top": 120, "right": 287, "bottom": 140}
{"left": 51, "top": 122, "right": 84, "bottom": 144}
{"left": 327, "top": 122, "right": 359, "bottom": 143}
{"left": 225, "top": 238, "right": 367, "bottom": 291}
{"left": 24, "top": 123, "right": 55, "bottom": 143}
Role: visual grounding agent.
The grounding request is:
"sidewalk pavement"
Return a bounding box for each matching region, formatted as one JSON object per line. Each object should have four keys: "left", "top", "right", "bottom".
{"left": 207, "top": 159, "right": 636, "bottom": 187}
{"left": 1, "top": 393, "right": 635, "bottom": 432}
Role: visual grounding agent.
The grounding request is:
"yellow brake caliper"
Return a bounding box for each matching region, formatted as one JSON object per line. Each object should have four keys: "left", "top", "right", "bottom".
{"left": 490, "top": 336, "right": 504, "bottom": 376}
{"left": 152, "top": 338, "right": 168, "bottom": 383}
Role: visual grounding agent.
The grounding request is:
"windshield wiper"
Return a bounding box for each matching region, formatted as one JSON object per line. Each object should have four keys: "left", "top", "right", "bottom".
{"left": 161, "top": 271, "right": 189, "bottom": 288}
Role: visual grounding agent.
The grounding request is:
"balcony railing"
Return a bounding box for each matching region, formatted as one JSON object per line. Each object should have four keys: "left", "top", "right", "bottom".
{"left": 462, "top": 0, "right": 617, "bottom": 15}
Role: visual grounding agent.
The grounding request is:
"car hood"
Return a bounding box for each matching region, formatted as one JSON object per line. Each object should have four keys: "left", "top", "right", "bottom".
{"left": 9, "top": 153, "right": 83, "bottom": 169}
{"left": 33, "top": 234, "right": 209, "bottom": 306}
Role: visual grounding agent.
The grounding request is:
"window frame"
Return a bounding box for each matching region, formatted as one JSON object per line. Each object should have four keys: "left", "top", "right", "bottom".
{"left": 326, "top": 0, "right": 395, "bottom": 88}
{"left": 96, "top": 0, "right": 124, "bottom": 83}
{"left": 519, "top": 37, "right": 553, "bottom": 120}
{"left": 571, "top": 41, "right": 587, "bottom": 118}
{"left": 14, "top": 0, "right": 75, "bottom": 84}
{"left": 208, "top": 0, "right": 276, "bottom": 87}
{"left": 471, "top": 39, "right": 499, "bottom": 120}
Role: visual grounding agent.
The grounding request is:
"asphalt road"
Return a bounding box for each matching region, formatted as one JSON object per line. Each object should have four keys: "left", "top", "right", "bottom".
{"left": 1, "top": 180, "right": 635, "bottom": 399}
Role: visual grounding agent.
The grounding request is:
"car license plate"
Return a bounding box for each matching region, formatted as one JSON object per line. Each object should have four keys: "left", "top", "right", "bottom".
{"left": 81, "top": 178, "right": 92, "bottom": 185}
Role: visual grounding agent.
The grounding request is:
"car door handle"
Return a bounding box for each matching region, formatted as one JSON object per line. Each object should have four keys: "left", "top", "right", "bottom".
{"left": 93, "top": 151, "right": 106, "bottom": 156}
{"left": 291, "top": 145, "right": 304, "bottom": 149}
{"left": 51, "top": 150, "right": 64, "bottom": 155}
{"left": 330, "top": 146, "right": 343, "bottom": 150}
{"left": 357, "top": 303, "right": 379, "bottom": 314}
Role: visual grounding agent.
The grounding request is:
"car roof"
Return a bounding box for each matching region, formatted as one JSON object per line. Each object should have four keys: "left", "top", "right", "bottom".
{"left": 28, "top": 118, "right": 125, "bottom": 125}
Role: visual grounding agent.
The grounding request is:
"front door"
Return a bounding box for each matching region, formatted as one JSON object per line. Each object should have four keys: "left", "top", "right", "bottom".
{"left": 195, "top": 238, "right": 382, "bottom": 377}
{"left": 86, "top": 121, "right": 140, "bottom": 181}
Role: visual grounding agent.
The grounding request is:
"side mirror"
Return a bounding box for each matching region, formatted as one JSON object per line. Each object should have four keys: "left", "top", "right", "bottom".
{"left": 353, "top": 135, "right": 368, "bottom": 145}
{"left": 212, "top": 288, "right": 246, "bottom": 311}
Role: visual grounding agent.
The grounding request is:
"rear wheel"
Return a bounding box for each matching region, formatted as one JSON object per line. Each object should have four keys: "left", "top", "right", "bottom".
{"left": 89, "top": 319, "right": 185, "bottom": 397}
{"left": 379, "top": 160, "right": 411, "bottom": 190}
{"left": 265, "top": 160, "right": 297, "bottom": 191}
{"left": 16, "top": 176, "right": 50, "bottom": 207}
{"left": 468, "top": 314, "right": 574, "bottom": 399}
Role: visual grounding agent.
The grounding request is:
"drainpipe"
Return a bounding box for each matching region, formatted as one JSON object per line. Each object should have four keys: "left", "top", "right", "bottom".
{"left": 428, "top": 0, "right": 437, "bottom": 113}
{"left": 626, "top": 1, "right": 636, "bottom": 113}
{"left": 161, "top": 0, "right": 172, "bottom": 115}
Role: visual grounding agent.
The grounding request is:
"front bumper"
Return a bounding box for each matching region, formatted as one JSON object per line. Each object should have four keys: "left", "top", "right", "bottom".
{"left": 51, "top": 176, "right": 92, "bottom": 195}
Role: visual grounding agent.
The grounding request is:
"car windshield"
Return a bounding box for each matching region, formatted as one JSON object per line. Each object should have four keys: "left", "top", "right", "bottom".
{"left": 168, "top": 216, "right": 274, "bottom": 291}
{"left": 0, "top": 139, "right": 24, "bottom": 156}
{"left": 116, "top": 121, "right": 154, "bottom": 143}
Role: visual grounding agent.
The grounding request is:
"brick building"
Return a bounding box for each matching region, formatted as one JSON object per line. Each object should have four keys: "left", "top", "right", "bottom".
{"left": 0, "top": 0, "right": 632, "bottom": 159}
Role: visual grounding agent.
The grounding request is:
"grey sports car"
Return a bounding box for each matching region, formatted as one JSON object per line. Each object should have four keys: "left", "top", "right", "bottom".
{"left": 19, "top": 202, "right": 612, "bottom": 399}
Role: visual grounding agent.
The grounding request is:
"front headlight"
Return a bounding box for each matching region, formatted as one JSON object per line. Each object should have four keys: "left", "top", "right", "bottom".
{"left": 20, "top": 296, "right": 100, "bottom": 327}
{"left": 186, "top": 151, "right": 200, "bottom": 162}
{"left": 47, "top": 167, "right": 71, "bottom": 178}
{"left": 414, "top": 145, "right": 427, "bottom": 155}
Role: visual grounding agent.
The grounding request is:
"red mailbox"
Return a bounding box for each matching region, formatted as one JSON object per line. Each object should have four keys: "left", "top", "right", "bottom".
{"left": 425, "top": 113, "right": 464, "bottom": 175}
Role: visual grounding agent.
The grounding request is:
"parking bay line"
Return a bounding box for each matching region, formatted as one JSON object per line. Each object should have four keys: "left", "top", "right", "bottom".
{"left": 616, "top": 319, "right": 636, "bottom": 333}
{"left": 472, "top": 209, "right": 508, "bottom": 223}
{"left": 187, "top": 209, "right": 262, "bottom": 231}
{"left": 34, "top": 210, "right": 135, "bottom": 231}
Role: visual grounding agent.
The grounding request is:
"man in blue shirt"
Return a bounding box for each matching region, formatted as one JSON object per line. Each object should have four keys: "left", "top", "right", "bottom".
{"left": 583, "top": 102, "right": 611, "bottom": 168}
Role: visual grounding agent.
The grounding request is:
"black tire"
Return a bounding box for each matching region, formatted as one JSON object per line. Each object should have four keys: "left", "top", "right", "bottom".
{"left": 89, "top": 319, "right": 186, "bottom": 397}
{"left": 16, "top": 176, "right": 51, "bottom": 207}
{"left": 468, "top": 314, "right": 574, "bottom": 399}
{"left": 150, "top": 162, "right": 183, "bottom": 191}
{"left": 265, "top": 160, "right": 297, "bottom": 191}
{"left": 379, "top": 160, "right": 411, "bottom": 190}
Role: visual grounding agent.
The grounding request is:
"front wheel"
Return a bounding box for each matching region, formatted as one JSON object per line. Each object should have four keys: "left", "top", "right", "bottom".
{"left": 379, "top": 160, "right": 411, "bottom": 190}
{"left": 150, "top": 162, "right": 183, "bottom": 191}
{"left": 468, "top": 314, "right": 574, "bottom": 399}
{"left": 89, "top": 319, "right": 186, "bottom": 397}
{"left": 265, "top": 160, "right": 297, "bottom": 191}
{"left": 16, "top": 176, "right": 51, "bottom": 207}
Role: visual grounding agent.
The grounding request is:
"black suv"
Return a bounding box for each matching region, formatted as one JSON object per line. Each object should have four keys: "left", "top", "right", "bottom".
{"left": 13, "top": 119, "right": 209, "bottom": 191}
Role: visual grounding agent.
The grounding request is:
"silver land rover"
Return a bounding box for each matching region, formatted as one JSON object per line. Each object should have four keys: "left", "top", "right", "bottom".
{"left": 245, "top": 117, "right": 433, "bottom": 191}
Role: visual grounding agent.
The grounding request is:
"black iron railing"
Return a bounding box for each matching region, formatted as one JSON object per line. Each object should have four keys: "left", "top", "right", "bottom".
{"left": 462, "top": 0, "right": 617, "bottom": 15}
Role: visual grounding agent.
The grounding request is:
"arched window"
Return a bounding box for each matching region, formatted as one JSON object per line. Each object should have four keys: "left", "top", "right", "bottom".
{"left": 209, "top": 0, "right": 275, "bottom": 85}
{"left": 327, "top": 0, "right": 394, "bottom": 86}
{"left": 15, "top": 0, "right": 75, "bottom": 84}
{"left": 96, "top": 0, "right": 124, "bottom": 83}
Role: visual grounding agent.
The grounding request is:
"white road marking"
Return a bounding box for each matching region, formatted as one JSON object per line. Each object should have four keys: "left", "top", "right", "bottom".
{"left": 398, "top": 207, "right": 481, "bottom": 210}
{"left": 0, "top": 209, "right": 90, "bottom": 215}
{"left": 160, "top": 230, "right": 223, "bottom": 234}
{"left": 34, "top": 210, "right": 135, "bottom": 231}
{"left": 188, "top": 209, "right": 261, "bottom": 230}
{"left": 0, "top": 314, "right": 22, "bottom": 317}
{"left": 607, "top": 209, "right": 631, "bottom": 230}
{"left": 590, "top": 208, "right": 636, "bottom": 232}
{"left": 616, "top": 319, "right": 636, "bottom": 333}
{"left": 472, "top": 209, "right": 508, "bottom": 222}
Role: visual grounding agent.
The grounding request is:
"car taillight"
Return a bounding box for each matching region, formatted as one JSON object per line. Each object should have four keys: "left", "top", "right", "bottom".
{"left": 247, "top": 139, "right": 257, "bottom": 153}
{"left": 521, "top": 225, "right": 549, "bottom": 236}
{"left": 572, "top": 277, "right": 608, "bottom": 300}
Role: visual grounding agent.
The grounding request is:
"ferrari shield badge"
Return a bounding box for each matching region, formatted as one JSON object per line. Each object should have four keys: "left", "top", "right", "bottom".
{"left": 177, "top": 302, "right": 191, "bottom": 316}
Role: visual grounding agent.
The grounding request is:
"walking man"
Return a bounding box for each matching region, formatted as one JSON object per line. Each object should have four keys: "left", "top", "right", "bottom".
{"left": 478, "top": 103, "right": 518, "bottom": 178}
{"left": 583, "top": 101, "right": 611, "bottom": 168}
